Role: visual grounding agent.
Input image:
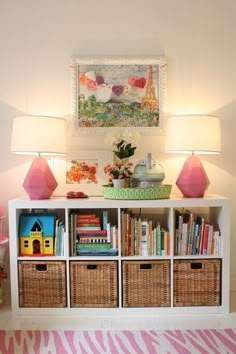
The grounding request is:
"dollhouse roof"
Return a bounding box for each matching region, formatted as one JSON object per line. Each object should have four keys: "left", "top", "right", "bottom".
{"left": 19, "top": 213, "right": 55, "bottom": 237}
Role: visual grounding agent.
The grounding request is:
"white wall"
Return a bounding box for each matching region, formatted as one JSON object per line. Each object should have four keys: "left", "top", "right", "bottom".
{"left": 1, "top": 0, "right": 236, "bottom": 289}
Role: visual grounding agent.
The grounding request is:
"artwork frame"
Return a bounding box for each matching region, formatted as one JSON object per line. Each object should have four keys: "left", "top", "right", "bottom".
{"left": 53, "top": 149, "right": 113, "bottom": 196}
{"left": 70, "top": 57, "right": 167, "bottom": 137}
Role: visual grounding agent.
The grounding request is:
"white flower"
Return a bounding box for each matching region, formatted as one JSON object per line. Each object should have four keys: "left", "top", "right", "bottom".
{"left": 122, "top": 129, "right": 141, "bottom": 145}
{"left": 105, "top": 129, "right": 140, "bottom": 148}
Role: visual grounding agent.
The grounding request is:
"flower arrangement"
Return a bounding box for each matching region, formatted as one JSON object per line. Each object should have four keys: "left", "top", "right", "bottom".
{"left": 105, "top": 129, "right": 140, "bottom": 160}
{"left": 66, "top": 160, "right": 97, "bottom": 184}
{"left": 104, "top": 161, "right": 133, "bottom": 181}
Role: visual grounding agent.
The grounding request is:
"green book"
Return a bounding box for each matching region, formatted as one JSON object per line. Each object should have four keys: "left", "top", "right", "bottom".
{"left": 76, "top": 242, "right": 111, "bottom": 249}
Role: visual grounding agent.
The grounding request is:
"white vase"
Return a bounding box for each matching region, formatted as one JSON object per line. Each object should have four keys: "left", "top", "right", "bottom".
{"left": 113, "top": 179, "right": 125, "bottom": 188}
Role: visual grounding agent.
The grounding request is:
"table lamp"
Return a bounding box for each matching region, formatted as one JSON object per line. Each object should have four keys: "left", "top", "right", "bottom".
{"left": 11, "top": 115, "right": 66, "bottom": 199}
{"left": 165, "top": 115, "right": 221, "bottom": 198}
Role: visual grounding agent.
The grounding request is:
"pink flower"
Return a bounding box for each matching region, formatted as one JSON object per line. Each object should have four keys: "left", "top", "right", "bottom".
{"left": 103, "top": 161, "right": 133, "bottom": 180}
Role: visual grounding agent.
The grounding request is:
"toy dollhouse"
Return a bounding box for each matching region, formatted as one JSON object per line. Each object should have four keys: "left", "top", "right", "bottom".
{"left": 19, "top": 212, "right": 55, "bottom": 256}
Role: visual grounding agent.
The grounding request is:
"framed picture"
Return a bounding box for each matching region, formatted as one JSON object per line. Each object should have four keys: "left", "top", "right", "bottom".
{"left": 70, "top": 57, "right": 167, "bottom": 135}
{"left": 53, "top": 149, "right": 113, "bottom": 196}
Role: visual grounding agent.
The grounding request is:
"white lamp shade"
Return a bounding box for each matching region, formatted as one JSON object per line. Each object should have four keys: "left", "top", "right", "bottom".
{"left": 11, "top": 115, "right": 66, "bottom": 155}
{"left": 165, "top": 115, "right": 221, "bottom": 154}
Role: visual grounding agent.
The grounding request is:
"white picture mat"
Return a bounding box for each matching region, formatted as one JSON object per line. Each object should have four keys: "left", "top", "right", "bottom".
{"left": 53, "top": 149, "right": 113, "bottom": 196}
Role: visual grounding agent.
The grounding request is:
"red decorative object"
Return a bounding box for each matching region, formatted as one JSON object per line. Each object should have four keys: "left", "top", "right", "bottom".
{"left": 23, "top": 157, "right": 58, "bottom": 200}
{"left": 176, "top": 155, "right": 210, "bottom": 198}
{"left": 66, "top": 191, "right": 88, "bottom": 199}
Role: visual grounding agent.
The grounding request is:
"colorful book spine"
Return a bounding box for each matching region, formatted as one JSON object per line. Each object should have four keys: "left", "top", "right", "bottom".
{"left": 79, "top": 236, "right": 107, "bottom": 243}
{"left": 77, "top": 229, "right": 106, "bottom": 235}
{"left": 102, "top": 210, "right": 108, "bottom": 230}
{"left": 140, "top": 220, "right": 148, "bottom": 256}
{"left": 77, "top": 214, "right": 96, "bottom": 219}
{"left": 76, "top": 242, "right": 111, "bottom": 249}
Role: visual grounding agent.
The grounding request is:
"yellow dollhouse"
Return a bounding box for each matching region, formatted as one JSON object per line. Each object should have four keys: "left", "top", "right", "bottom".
{"left": 19, "top": 212, "right": 55, "bottom": 256}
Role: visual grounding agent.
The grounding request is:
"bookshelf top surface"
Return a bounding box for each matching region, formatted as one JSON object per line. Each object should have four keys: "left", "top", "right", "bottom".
{"left": 8, "top": 194, "right": 229, "bottom": 209}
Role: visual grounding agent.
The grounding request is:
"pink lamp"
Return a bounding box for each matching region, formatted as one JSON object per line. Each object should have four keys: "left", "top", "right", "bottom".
{"left": 165, "top": 115, "right": 221, "bottom": 198}
{"left": 11, "top": 116, "right": 66, "bottom": 199}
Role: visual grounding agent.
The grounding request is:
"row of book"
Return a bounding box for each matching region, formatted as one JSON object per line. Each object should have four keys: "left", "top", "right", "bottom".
{"left": 175, "top": 209, "right": 222, "bottom": 256}
{"left": 121, "top": 209, "right": 170, "bottom": 256}
{"left": 69, "top": 211, "right": 118, "bottom": 256}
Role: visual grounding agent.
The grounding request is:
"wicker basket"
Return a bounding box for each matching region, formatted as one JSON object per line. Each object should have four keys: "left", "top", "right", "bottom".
{"left": 122, "top": 260, "right": 170, "bottom": 307}
{"left": 173, "top": 259, "right": 221, "bottom": 307}
{"left": 18, "top": 261, "right": 67, "bottom": 308}
{"left": 70, "top": 261, "right": 118, "bottom": 308}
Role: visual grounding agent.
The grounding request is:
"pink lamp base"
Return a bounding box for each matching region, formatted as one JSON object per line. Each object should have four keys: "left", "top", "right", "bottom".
{"left": 23, "top": 157, "right": 58, "bottom": 200}
{"left": 176, "top": 155, "right": 210, "bottom": 198}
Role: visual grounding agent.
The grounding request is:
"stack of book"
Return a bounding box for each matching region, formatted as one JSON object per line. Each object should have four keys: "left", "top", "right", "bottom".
{"left": 174, "top": 209, "right": 222, "bottom": 256}
{"left": 69, "top": 211, "right": 118, "bottom": 256}
{"left": 121, "top": 209, "right": 169, "bottom": 256}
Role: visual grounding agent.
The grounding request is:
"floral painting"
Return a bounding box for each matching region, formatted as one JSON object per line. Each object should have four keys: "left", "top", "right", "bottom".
{"left": 66, "top": 159, "right": 98, "bottom": 184}
{"left": 71, "top": 58, "right": 167, "bottom": 130}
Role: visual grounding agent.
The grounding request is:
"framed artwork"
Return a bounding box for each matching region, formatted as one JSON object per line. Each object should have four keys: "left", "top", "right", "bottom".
{"left": 70, "top": 57, "right": 167, "bottom": 135}
{"left": 53, "top": 149, "right": 113, "bottom": 196}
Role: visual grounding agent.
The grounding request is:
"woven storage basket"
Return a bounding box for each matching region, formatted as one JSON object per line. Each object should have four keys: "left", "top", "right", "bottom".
{"left": 70, "top": 261, "right": 118, "bottom": 308}
{"left": 173, "top": 259, "right": 221, "bottom": 307}
{"left": 18, "top": 261, "right": 67, "bottom": 308}
{"left": 122, "top": 260, "right": 170, "bottom": 307}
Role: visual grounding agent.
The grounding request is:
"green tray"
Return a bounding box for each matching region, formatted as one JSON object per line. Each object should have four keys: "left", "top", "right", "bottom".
{"left": 102, "top": 185, "right": 172, "bottom": 200}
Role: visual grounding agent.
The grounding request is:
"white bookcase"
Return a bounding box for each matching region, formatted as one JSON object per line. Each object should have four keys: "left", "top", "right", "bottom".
{"left": 8, "top": 195, "right": 230, "bottom": 316}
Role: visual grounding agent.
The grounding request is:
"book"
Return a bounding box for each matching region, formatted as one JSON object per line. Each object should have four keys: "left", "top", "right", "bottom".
{"left": 121, "top": 209, "right": 127, "bottom": 256}
{"left": 78, "top": 236, "right": 107, "bottom": 243}
{"left": 102, "top": 210, "right": 108, "bottom": 230}
{"left": 202, "top": 223, "right": 209, "bottom": 255}
{"left": 106, "top": 222, "right": 111, "bottom": 243}
{"left": 148, "top": 220, "right": 153, "bottom": 256}
{"left": 77, "top": 222, "right": 100, "bottom": 227}
{"left": 134, "top": 218, "right": 141, "bottom": 256}
{"left": 77, "top": 214, "right": 96, "bottom": 219}
{"left": 192, "top": 216, "right": 201, "bottom": 255}
{"left": 110, "top": 225, "right": 118, "bottom": 249}
{"left": 77, "top": 248, "right": 118, "bottom": 256}
{"left": 199, "top": 217, "right": 205, "bottom": 255}
{"left": 126, "top": 211, "right": 132, "bottom": 256}
{"left": 174, "top": 210, "right": 182, "bottom": 256}
{"left": 77, "top": 226, "right": 101, "bottom": 230}
{"left": 69, "top": 211, "right": 77, "bottom": 256}
{"left": 54, "top": 219, "right": 65, "bottom": 256}
{"left": 140, "top": 220, "right": 148, "bottom": 256}
{"left": 156, "top": 223, "right": 161, "bottom": 256}
{"left": 213, "top": 230, "right": 221, "bottom": 255}
{"left": 77, "top": 229, "right": 107, "bottom": 235}
{"left": 207, "top": 224, "right": 214, "bottom": 255}
{"left": 76, "top": 242, "right": 111, "bottom": 249}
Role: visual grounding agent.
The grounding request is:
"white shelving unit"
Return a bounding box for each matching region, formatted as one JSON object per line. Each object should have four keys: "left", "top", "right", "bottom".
{"left": 8, "top": 195, "right": 230, "bottom": 316}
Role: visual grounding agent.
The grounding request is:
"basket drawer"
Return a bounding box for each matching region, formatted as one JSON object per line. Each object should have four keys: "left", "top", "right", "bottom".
{"left": 70, "top": 261, "right": 118, "bottom": 308}
{"left": 122, "top": 260, "right": 170, "bottom": 307}
{"left": 173, "top": 259, "right": 221, "bottom": 307}
{"left": 18, "top": 261, "right": 67, "bottom": 308}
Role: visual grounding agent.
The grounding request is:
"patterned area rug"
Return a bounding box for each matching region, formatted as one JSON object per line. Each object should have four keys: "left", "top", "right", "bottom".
{"left": 0, "top": 329, "right": 235, "bottom": 354}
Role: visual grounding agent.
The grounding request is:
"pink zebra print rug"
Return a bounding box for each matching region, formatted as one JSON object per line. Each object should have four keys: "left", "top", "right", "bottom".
{"left": 0, "top": 328, "right": 235, "bottom": 354}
